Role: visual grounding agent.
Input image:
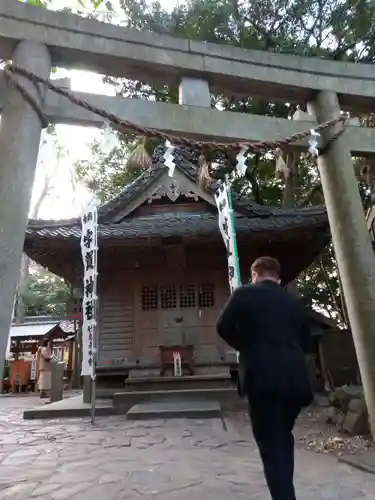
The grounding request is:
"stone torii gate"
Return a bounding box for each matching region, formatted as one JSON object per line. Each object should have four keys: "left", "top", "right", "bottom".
{"left": 1, "top": 0, "right": 375, "bottom": 432}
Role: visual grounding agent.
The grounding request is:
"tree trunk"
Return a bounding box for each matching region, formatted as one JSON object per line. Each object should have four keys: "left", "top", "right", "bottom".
{"left": 280, "top": 153, "right": 300, "bottom": 296}
{"left": 281, "top": 153, "right": 297, "bottom": 209}
{"left": 14, "top": 146, "right": 54, "bottom": 323}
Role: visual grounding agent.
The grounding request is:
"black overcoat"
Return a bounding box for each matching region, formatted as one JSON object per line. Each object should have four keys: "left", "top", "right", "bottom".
{"left": 217, "top": 280, "right": 313, "bottom": 406}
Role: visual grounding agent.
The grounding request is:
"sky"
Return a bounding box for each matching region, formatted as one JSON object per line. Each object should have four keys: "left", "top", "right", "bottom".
{"left": 30, "top": 0, "right": 179, "bottom": 219}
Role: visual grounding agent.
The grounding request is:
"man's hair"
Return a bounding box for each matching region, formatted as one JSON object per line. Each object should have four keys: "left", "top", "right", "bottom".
{"left": 251, "top": 256, "right": 281, "bottom": 279}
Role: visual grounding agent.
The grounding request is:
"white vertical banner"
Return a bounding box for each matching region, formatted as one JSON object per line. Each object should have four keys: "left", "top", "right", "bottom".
{"left": 80, "top": 197, "right": 99, "bottom": 379}
{"left": 30, "top": 359, "right": 37, "bottom": 381}
{"left": 214, "top": 181, "right": 241, "bottom": 293}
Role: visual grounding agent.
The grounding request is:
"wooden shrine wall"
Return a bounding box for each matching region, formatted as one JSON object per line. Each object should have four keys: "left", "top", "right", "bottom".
{"left": 96, "top": 244, "right": 233, "bottom": 369}
{"left": 97, "top": 271, "right": 135, "bottom": 367}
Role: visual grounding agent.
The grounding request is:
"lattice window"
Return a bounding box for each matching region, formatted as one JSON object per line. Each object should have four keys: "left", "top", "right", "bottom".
{"left": 160, "top": 285, "right": 177, "bottom": 309}
{"left": 141, "top": 286, "right": 158, "bottom": 311}
{"left": 180, "top": 285, "right": 196, "bottom": 309}
{"left": 198, "top": 284, "right": 215, "bottom": 308}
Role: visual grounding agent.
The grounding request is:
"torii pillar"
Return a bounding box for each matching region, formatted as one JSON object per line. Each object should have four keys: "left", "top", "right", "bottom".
{"left": 308, "top": 91, "right": 375, "bottom": 438}
{"left": 0, "top": 41, "right": 51, "bottom": 389}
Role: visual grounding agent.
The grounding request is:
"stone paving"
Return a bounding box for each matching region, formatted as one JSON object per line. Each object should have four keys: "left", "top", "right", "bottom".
{"left": 1, "top": 395, "right": 375, "bottom": 499}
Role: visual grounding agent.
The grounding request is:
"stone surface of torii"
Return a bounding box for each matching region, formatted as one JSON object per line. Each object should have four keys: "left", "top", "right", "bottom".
{"left": 0, "top": 73, "right": 372, "bottom": 155}
{"left": 0, "top": 39, "right": 51, "bottom": 391}
{"left": 0, "top": 0, "right": 375, "bottom": 437}
{"left": 0, "top": 0, "right": 375, "bottom": 109}
{"left": 0, "top": 1, "right": 374, "bottom": 155}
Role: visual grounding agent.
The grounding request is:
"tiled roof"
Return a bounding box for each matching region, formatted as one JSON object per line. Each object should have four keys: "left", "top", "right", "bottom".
{"left": 9, "top": 320, "right": 74, "bottom": 339}
{"left": 30, "top": 146, "right": 324, "bottom": 231}
{"left": 26, "top": 209, "right": 327, "bottom": 241}
{"left": 59, "top": 320, "right": 75, "bottom": 334}
{"left": 26, "top": 145, "right": 328, "bottom": 238}
{"left": 9, "top": 322, "right": 58, "bottom": 339}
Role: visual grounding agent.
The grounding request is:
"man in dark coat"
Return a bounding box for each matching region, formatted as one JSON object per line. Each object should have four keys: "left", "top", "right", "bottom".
{"left": 216, "top": 256, "right": 313, "bottom": 500}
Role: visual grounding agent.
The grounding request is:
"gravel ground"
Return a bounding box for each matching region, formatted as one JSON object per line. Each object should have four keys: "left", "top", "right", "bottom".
{"left": 227, "top": 402, "right": 373, "bottom": 457}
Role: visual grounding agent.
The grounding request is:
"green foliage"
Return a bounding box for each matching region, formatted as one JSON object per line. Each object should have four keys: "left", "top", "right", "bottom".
{"left": 22, "top": 0, "right": 48, "bottom": 5}
{"left": 75, "top": 131, "right": 144, "bottom": 201}
{"left": 17, "top": 266, "right": 70, "bottom": 317}
{"left": 297, "top": 245, "right": 346, "bottom": 325}
{"left": 77, "top": 0, "right": 104, "bottom": 7}
{"left": 20, "top": 0, "right": 103, "bottom": 9}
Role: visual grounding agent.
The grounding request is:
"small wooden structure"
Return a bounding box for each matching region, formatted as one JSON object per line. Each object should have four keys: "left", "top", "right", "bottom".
{"left": 23, "top": 146, "right": 330, "bottom": 393}
{"left": 306, "top": 310, "right": 360, "bottom": 389}
{"left": 5, "top": 318, "right": 75, "bottom": 392}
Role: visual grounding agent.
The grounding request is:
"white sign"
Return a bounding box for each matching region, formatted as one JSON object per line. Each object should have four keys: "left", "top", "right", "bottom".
{"left": 30, "top": 359, "right": 37, "bottom": 381}
{"left": 80, "top": 198, "right": 99, "bottom": 379}
{"left": 214, "top": 182, "right": 241, "bottom": 293}
{"left": 173, "top": 352, "right": 182, "bottom": 377}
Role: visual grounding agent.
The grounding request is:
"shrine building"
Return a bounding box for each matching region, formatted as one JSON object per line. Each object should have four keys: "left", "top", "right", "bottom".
{"left": 23, "top": 146, "right": 330, "bottom": 396}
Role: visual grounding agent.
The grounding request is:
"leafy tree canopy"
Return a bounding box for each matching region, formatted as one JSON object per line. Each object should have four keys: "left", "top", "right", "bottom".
{"left": 16, "top": 265, "right": 70, "bottom": 318}
{"left": 21, "top": 0, "right": 103, "bottom": 8}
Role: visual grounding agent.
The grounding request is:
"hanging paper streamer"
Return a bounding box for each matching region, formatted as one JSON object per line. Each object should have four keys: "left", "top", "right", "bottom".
{"left": 308, "top": 129, "right": 322, "bottom": 157}
{"left": 274, "top": 148, "right": 289, "bottom": 179}
{"left": 214, "top": 181, "right": 241, "bottom": 293}
{"left": 101, "top": 123, "right": 117, "bottom": 153}
{"left": 236, "top": 146, "right": 249, "bottom": 177}
{"left": 163, "top": 141, "right": 176, "bottom": 177}
{"left": 80, "top": 197, "right": 99, "bottom": 379}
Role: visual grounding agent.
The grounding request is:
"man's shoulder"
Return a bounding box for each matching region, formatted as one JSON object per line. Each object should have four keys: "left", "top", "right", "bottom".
{"left": 233, "top": 284, "right": 266, "bottom": 302}
{"left": 234, "top": 284, "right": 256, "bottom": 295}
{"left": 228, "top": 285, "right": 254, "bottom": 303}
{"left": 247, "top": 282, "right": 300, "bottom": 304}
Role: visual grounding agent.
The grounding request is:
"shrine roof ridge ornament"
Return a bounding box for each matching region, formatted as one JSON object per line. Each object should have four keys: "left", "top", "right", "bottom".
{"left": 1, "top": 0, "right": 375, "bottom": 110}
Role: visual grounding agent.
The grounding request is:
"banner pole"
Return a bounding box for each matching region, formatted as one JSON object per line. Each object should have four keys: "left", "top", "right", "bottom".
{"left": 90, "top": 199, "right": 98, "bottom": 425}
{"left": 226, "top": 176, "right": 241, "bottom": 288}
{"left": 215, "top": 176, "right": 241, "bottom": 363}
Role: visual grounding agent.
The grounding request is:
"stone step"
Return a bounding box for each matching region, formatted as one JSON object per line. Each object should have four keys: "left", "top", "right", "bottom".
{"left": 97, "top": 388, "right": 118, "bottom": 399}
{"left": 112, "top": 386, "right": 243, "bottom": 414}
{"left": 23, "top": 396, "right": 114, "bottom": 420}
{"left": 126, "top": 399, "right": 222, "bottom": 420}
{"left": 124, "top": 374, "right": 232, "bottom": 392}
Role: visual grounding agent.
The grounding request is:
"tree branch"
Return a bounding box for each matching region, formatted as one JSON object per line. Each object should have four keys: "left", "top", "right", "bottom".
{"left": 32, "top": 173, "right": 51, "bottom": 218}
{"left": 331, "top": 42, "right": 358, "bottom": 60}
{"left": 281, "top": 152, "right": 298, "bottom": 208}
{"left": 297, "top": 182, "right": 322, "bottom": 207}
{"left": 245, "top": 155, "right": 263, "bottom": 204}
